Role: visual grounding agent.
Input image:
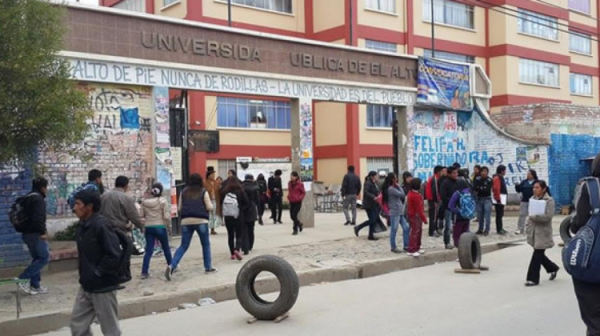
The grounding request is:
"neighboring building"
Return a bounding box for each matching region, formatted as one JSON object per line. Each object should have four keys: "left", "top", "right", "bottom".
{"left": 99, "top": 0, "right": 599, "bottom": 185}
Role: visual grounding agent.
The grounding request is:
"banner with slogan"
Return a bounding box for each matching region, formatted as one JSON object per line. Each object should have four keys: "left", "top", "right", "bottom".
{"left": 417, "top": 57, "right": 472, "bottom": 111}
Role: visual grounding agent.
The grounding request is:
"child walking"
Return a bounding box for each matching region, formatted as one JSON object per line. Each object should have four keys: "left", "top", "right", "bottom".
{"left": 406, "top": 178, "right": 428, "bottom": 257}
{"left": 448, "top": 178, "right": 476, "bottom": 247}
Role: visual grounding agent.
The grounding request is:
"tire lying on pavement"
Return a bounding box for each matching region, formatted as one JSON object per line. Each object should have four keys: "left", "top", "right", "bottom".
{"left": 458, "top": 232, "right": 482, "bottom": 270}
{"left": 236, "top": 255, "right": 299, "bottom": 320}
{"left": 559, "top": 215, "right": 574, "bottom": 244}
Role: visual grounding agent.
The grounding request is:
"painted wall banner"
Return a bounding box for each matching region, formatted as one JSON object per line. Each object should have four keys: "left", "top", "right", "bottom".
{"left": 417, "top": 58, "right": 472, "bottom": 111}
{"left": 299, "top": 99, "right": 314, "bottom": 183}
{"left": 68, "top": 58, "right": 416, "bottom": 106}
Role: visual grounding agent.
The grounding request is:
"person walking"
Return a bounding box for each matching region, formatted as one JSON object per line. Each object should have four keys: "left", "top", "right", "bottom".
{"left": 382, "top": 173, "right": 409, "bottom": 253}
{"left": 572, "top": 152, "right": 600, "bottom": 336}
{"left": 205, "top": 168, "right": 223, "bottom": 235}
{"left": 436, "top": 167, "right": 448, "bottom": 236}
{"left": 406, "top": 178, "right": 428, "bottom": 257}
{"left": 341, "top": 165, "right": 361, "bottom": 226}
{"left": 448, "top": 178, "right": 474, "bottom": 247}
{"left": 139, "top": 183, "right": 171, "bottom": 280}
{"left": 100, "top": 176, "right": 144, "bottom": 235}
{"left": 166, "top": 174, "right": 216, "bottom": 281}
{"left": 256, "top": 174, "right": 268, "bottom": 225}
{"left": 425, "top": 166, "right": 443, "bottom": 237}
{"left": 493, "top": 165, "right": 508, "bottom": 235}
{"left": 515, "top": 169, "right": 538, "bottom": 235}
{"left": 220, "top": 176, "right": 249, "bottom": 261}
{"left": 17, "top": 177, "right": 50, "bottom": 295}
{"left": 354, "top": 171, "right": 381, "bottom": 241}
{"left": 288, "top": 172, "right": 306, "bottom": 235}
{"left": 474, "top": 166, "right": 493, "bottom": 236}
{"left": 70, "top": 189, "right": 122, "bottom": 336}
{"left": 268, "top": 170, "right": 283, "bottom": 224}
{"left": 525, "top": 180, "right": 559, "bottom": 287}
{"left": 242, "top": 174, "right": 260, "bottom": 253}
{"left": 68, "top": 169, "right": 105, "bottom": 211}
{"left": 440, "top": 167, "right": 459, "bottom": 249}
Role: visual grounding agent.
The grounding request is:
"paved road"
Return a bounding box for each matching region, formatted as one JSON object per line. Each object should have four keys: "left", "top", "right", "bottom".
{"left": 39, "top": 240, "right": 586, "bottom": 336}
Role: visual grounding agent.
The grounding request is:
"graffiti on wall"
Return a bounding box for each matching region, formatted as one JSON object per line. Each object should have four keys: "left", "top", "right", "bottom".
{"left": 154, "top": 86, "right": 172, "bottom": 191}
{"left": 41, "top": 83, "right": 154, "bottom": 216}
{"left": 408, "top": 110, "right": 548, "bottom": 191}
{"left": 299, "top": 100, "right": 313, "bottom": 182}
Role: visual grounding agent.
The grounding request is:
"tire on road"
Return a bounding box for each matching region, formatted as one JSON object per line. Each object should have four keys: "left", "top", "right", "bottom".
{"left": 458, "top": 232, "right": 482, "bottom": 270}
{"left": 235, "top": 255, "right": 299, "bottom": 320}
{"left": 560, "top": 216, "right": 574, "bottom": 244}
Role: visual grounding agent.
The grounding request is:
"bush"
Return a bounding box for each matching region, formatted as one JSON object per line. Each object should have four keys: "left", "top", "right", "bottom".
{"left": 53, "top": 222, "right": 78, "bottom": 241}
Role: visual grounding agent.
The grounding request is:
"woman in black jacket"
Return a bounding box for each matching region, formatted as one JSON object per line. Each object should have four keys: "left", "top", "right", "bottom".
{"left": 354, "top": 171, "right": 381, "bottom": 241}
{"left": 256, "top": 174, "right": 268, "bottom": 225}
{"left": 220, "top": 176, "right": 249, "bottom": 261}
{"left": 242, "top": 174, "right": 260, "bottom": 254}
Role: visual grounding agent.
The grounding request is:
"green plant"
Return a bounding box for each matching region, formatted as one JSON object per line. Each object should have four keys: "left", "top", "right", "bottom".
{"left": 52, "top": 222, "right": 78, "bottom": 241}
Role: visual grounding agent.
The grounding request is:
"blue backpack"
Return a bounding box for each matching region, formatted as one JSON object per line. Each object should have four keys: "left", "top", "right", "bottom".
{"left": 458, "top": 191, "right": 477, "bottom": 220}
{"left": 562, "top": 177, "right": 600, "bottom": 284}
{"left": 67, "top": 182, "right": 99, "bottom": 210}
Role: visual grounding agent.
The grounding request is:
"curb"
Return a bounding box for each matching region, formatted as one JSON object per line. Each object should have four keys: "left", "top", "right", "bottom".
{"left": 0, "top": 241, "right": 513, "bottom": 336}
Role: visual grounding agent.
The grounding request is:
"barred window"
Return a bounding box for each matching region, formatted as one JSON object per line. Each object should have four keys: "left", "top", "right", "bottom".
{"left": 570, "top": 73, "right": 592, "bottom": 96}
{"left": 365, "top": 40, "right": 397, "bottom": 53}
{"left": 424, "top": 49, "right": 475, "bottom": 63}
{"left": 518, "top": 9, "right": 558, "bottom": 40}
{"left": 217, "top": 97, "right": 291, "bottom": 130}
{"left": 519, "top": 59, "right": 560, "bottom": 87}
{"left": 367, "top": 105, "right": 393, "bottom": 128}
{"left": 569, "top": 32, "right": 592, "bottom": 55}
{"left": 365, "top": 0, "right": 396, "bottom": 13}
{"left": 423, "top": 0, "right": 474, "bottom": 29}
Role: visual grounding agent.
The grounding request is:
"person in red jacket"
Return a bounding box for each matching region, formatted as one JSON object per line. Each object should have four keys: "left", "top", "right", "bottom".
{"left": 492, "top": 165, "right": 508, "bottom": 235}
{"left": 406, "top": 178, "right": 428, "bottom": 257}
{"left": 288, "top": 171, "right": 306, "bottom": 236}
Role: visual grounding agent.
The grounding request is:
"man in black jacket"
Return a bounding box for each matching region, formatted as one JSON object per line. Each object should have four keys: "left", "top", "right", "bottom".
{"left": 268, "top": 170, "right": 283, "bottom": 224}
{"left": 70, "top": 189, "right": 122, "bottom": 336}
{"left": 17, "top": 177, "right": 50, "bottom": 295}
{"left": 341, "top": 165, "right": 361, "bottom": 226}
{"left": 242, "top": 174, "right": 260, "bottom": 253}
{"left": 354, "top": 171, "right": 381, "bottom": 241}
{"left": 440, "top": 167, "right": 459, "bottom": 249}
{"left": 572, "top": 152, "right": 600, "bottom": 336}
{"left": 473, "top": 166, "right": 493, "bottom": 236}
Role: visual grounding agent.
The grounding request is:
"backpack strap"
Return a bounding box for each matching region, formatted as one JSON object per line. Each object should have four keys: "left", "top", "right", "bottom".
{"left": 585, "top": 178, "right": 600, "bottom": 216}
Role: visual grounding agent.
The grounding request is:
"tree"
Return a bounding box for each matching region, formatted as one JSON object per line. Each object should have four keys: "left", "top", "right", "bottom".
{"left": 0, "top": 0, "right": 92, "bottom": 165}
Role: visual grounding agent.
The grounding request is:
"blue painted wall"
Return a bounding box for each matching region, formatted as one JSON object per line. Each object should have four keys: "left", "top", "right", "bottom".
{"left": 549, "top": 134, "right": 600, "bottom": 208}
{"left": 0, "top": 168, "right": 32, "bottom": 269}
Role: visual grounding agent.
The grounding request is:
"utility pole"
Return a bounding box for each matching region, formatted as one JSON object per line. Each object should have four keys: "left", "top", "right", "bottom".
{"left": 228, "top": 0, "right": 232, "bottom": 27}
{"left": 431, "top": 0, "right": 435, "bottom": 58}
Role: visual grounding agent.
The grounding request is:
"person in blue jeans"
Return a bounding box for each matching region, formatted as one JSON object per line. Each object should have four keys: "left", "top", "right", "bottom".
{"left": 382, "top": 173, "right": 409, "bottom": 253}
{"left": 140, "top": 183, "right": 172, "bottom": 279}
{"left": 440, "top": 167, "right": 459, "bottom": 250}
{"left": 18, "top": 177, "right": 50, "bottom": 295}
{"left": 165, "top": 174, "right": 216, "bottom": 281}
{"left": 473, "top": 166, "right": 493, "bottom": 235}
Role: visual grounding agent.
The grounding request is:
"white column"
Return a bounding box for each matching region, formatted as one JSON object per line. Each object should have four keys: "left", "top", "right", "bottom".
{"left": 291, "top": 97, "right": 315, "bottom": 228}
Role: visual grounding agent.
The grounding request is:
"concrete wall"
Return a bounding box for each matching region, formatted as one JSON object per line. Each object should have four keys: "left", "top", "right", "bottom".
{"left": 0, "top": 168, "right": 32, "bottom": 269}
{"left": 316, "top": 158, "right": 347, "bottom": 186}
{"left": 313, "top": 0, "right": 344, "bottom": 33}
{"left": 315, "top": 102, "right": 346, "bottom": 146}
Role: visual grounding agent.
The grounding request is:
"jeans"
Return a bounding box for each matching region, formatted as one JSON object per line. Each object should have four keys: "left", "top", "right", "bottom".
{"left": 290, "top": 202, "right": 303, "bottom": 233}
{"left": 407, "top": 215, "right": 423, "bottom": 253}
{"left": 171, "top": 224, "right": 212, "bottom": 271}
{"left": 356, "top": 208, "right": 378, "bottom": 238}
{"left": 427, "top": 201, "right": 438, "bottom": 235}
{"left": 342, "top": 195, "right": 358, "bottom": 223}
{"left": 19, "top": 233, "right": 49, "bottom": 289}
{"left": 443, "top": 210, "right": 454, "bottom": 245}
{"left": 526, "top": 249, "right": 559, "bottom": 284}
{"left": 270, "top": 196, "right": 283, "bottom": 221}
{"left": 389, "top": 215, "right": 410, "bottom": 250}
{"left": 573, "top": 278, "right": 600, "bottom": 336}
{"left": 495, "top": 204, "right": 505, "bottom": 232}
{"left": 70, "top": 287, "right": 120, "bottom": 336}
{"left": 517, "top": 202, "right": 528, "bottom": 232}
{"left": 225, "top": 216, "right": 244, "bottom": 255}
{"left": 477, "top": 198, "right": 492, "bottom": 233}
{"left": 142, "top": 227, "right": 172, "bottom": 275}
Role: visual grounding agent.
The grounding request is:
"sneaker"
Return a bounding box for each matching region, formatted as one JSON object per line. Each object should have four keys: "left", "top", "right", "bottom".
{"left": 230, "top": 255, "right": 236, "bottom": 260}
{"left": 445, "top": 244, "right": 454, "bottom": 250}
{"left": 515, "top": 230, "right": 522, "bottom": 235}
{"left": 525, "top": 281, "right": 538, "bottom": 287}
{"left": 18, "top": 282, "right": 31, "bottom": 295}
{"left": 165, "top": 266, "right": 173, "bottom": 281}
{"left": 391, "top": 248, "right": 403, "bottom": 254}
{"left": 205, "top": 268, "right": 218, "bottom": 274}
{"left": 234, "top": 251, "right": 243, "bottom": 261}
{"left": 141, "top": 273, "right": 150, "bottom": 280}
{"left": 344, "top": 221, "right": 350, "bottom": 226}
{"left": 28, "top": 286, "right": 48, "bottom": 295}
{"left": 410, "top": 252, "right": 421, "bottom": 257}
{"left": 351, "top": 222, "right": 356, "bottom": 226}
{"left": 419, "top": 249, "right": 426, "bottom": 254}
{"left": 498, "top": 230, "right": 508, "bottom": 235}
{"left": 550, "top": 270, "right": 559, "bottom": 281}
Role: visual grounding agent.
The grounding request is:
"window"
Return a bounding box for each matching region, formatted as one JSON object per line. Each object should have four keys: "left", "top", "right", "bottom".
{"left": 570, "top": 32, "right": 592, "bottom": 55}
{"left": 423, "top": 0, "right": 474, "bottom": 29}
{"left": 114, "top": 0, "right": 146, "bottom": 12}
{"left": 217, "top": 97, "right": 291, "bottom": 130}
{"left": 365, "top": 40, "right": 397, "bottom": 53}
{"left": 163, "top": 0, "right": 179, "bottom": 7}
{"left": 519, "top": 59, "right": 560, "bottom": 87}
{"left": 367, "top": 105, "right": 393, "bottom": 128}
{"left": 219, "top": 0, "right": 293, "bottom": 14}
{"left": 570, "top": 73, "right": 593, "bottom": 96}
{"left": 423, "top": 49, "right": 475, "bottom": 63}
{"left": 365, "top": 0, "right": 396, "bottom": 13}
{"left": 518, "top": 9, "right": 558, "bottom": 40}
{"left": 367, "top": 158, "right": 393, "bottom": 174}
{"left": 569, "top": 0, "right": 590, "bottom": 14}
{"left": 218, "top": 160, "right": 237, "bottom": 179}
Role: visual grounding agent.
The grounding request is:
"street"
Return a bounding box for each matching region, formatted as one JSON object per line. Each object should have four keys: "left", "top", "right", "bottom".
{"left": 38, "top": 241, "right": 585, "bottom": 336}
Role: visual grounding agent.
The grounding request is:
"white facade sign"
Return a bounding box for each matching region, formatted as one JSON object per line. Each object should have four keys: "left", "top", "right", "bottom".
{"left": 68, "top": 58, "right": 416, "bottom": 106}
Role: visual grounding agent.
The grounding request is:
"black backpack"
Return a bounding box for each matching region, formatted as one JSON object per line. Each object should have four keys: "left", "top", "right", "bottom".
{"left": 114, "top": 230, "right": 133, "bottom": 285}
{"left": 9, "top": 193, "right": 38, "bottom": 233}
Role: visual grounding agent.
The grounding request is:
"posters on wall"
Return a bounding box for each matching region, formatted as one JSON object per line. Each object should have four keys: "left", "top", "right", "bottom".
{"left": 417, "top": 57, "right": 472, "bottom": 111}
{"left": 153, "top": 87, "right": 171, "bottom": 191}
{"left": 299, "top": 101, "right": 314, "bottom": 183}
{"left": 171, "top": 147, "right": 183, "bottom": 181}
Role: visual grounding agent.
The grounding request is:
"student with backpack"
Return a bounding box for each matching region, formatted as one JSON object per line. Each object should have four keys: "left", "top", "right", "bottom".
{"left": 220, "top": 176, "right": 249, "bottom": 261}
{"left": 406, "top": 178, "right": 427, "bottom": 257}
{"left": 448, "top": 178, "right": 476, "bottom": 248}
{"left": 13, "top": 177, "right": 50, "bottom": 295}
{"left": 70, "top": 189, "right": 125, "bottom": 336}
{"left": 139, "top": 183, "right": 172, "bottom": 280}
{"left": 166, "top": 174, "right": 216, "bottom": 281}
{"left": 569, "top": 152, "right": 600, "bottom": 336}
{"left": 67, "top": 169, "right": 104, "bottom": 211}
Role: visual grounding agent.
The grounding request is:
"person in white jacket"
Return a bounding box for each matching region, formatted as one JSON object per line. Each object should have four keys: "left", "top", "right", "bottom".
{"left": 140, "top": 183, "right": 172, "bottom": 279}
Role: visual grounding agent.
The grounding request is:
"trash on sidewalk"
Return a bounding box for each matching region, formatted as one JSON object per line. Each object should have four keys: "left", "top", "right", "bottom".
{"left": 179, "top": 303, "right": 199, "bottom": 309}
{"left": 198, "top": 298, "right": 216, "bottom": 306}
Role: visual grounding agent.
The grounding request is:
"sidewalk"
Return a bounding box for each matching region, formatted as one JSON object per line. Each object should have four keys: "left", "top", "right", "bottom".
{"left": 0, "top": 211, "right": 565, "bottom": 322}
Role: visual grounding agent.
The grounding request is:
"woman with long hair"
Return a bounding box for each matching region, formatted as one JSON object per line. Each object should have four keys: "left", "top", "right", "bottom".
{"left": 256, "top": 174, "right": 268, "bottom": 225}
{"left": 220, "top": 176, "right": 249, "bottom": 261}
{"left": 515, "top": 169, "right": 539, "bottom": 235}
{"left": 165, "top": 174, "right": 216, "bottom": 281}
{"left": 140, "top": 183, "right": 172, "bottom": 279}
{"left": 382, "top": 173, "right": 409, "bottom": 253}
{"left": 205, "top": 170, "right": 223, "bottom": 235}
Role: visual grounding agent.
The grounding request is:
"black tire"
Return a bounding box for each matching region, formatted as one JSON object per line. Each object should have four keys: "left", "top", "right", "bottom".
{"left": 458, "top": 232, "right": 482, "bottom": 270}
{"left": 560, "top": 216, "right": 574, "bottom": 244}
{"left": 235, "top": 255, "right": 299, "bottom": 320}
